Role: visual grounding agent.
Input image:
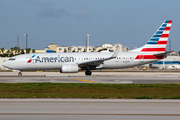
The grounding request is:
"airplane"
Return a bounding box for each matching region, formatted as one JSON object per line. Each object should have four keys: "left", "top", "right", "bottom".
{"left": 2, "top": 20, "right": 173, "bottom": 76}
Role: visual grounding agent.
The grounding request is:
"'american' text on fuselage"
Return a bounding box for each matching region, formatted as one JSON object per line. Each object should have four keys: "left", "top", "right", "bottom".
{"left": 35, "top": 55, "right": 74, "bottom": 63}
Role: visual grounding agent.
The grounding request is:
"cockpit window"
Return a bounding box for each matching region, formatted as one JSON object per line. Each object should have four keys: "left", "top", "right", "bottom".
{"left": 9, "top": 57, "right": 16, "bottom": 61}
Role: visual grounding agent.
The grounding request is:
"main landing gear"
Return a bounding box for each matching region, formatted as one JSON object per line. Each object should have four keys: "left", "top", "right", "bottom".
{"left": 18, "top": 71, "right": 22, "bottom": 76}
{"left": 85, "top": 70, "right": 92, "bottom": 76}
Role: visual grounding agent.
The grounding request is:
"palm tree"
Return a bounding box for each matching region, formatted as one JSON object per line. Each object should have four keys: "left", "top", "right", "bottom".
{"left": 17, "top": 47, "right": 20, "bottom": 53}
{"left": 10, "top": 47, "right": 14, "bottom": 54}
{"left": 26, "top": 48, "right": 31, "bottom": 54}
{"left": 14, "top": 47, "right": 17, "bottom": 53}
{"left": 1, "top": 48, "right": 5, "bottom": 54}
{"left": 21, "top": 49, "right": 25, "bottom": 54}
{"left": 6, "top": 50, "right": 10, "bottom": 54}
{"left": 14, "top": 47, "right": 20, "bottom": 54}
{"left": 32, "top": 49, "right": 36, "bottom": 53}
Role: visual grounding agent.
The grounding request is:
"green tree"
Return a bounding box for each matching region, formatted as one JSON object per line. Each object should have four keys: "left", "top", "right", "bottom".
{"left": 17, "top": 47, "right": 20, "bottom": 53}
{"left": 32, "top": 49, "right": 36, "bottom": 53}
{"left": 6, "top": 50, "right": 10, "bottom": 54}
{"left": 14, "top": 47, "right": 20, "bottom": 54}
{"left": 9, "top": 53, "right": 14, "bottom": 57}
{"left": 1, "top": 48, "right": 5, "bottom": 54}
{"left": 26, "top": 48, "right": 31, "bottom": 54}
{"left": 10, "top": 47, "right": 14, "bottom": 53}
{"left": 21, "top": 49, "right": 25, "bottom": 54}
{"left": 14, "top": 47, "right": 17, "bottom": 53}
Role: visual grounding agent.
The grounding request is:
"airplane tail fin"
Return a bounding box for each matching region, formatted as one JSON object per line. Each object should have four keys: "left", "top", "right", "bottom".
{"left": 131, "top": 20, "right": 172, "bottom": 54}
{"left": 132, "top": 20, "right": 172, "bottom": 60}
{"left": 141, "top": 20, "right": 172, "bottom": 53}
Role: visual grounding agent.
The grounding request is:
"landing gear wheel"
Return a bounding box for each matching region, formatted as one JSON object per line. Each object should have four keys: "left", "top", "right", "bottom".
{"left": 85, "top": 70, "right": 92, "bottom": 76}
{"left": 18, "top": 72, "right": 22, "bottom": 76}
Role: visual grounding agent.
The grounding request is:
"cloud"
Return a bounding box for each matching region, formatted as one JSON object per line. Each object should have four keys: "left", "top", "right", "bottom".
{"left": 74, "top": 10, "right": 90, "bottom": 21}
{"left": 39, "top": 8, "right": 70, "bottom": 18}
{"left": 37, "top": 2, "right": 70, "bottom": 18}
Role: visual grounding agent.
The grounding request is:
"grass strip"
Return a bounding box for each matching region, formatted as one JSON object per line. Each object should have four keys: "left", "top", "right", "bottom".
{"left": 0, "top": 83, "right": 180, "bottom": 99}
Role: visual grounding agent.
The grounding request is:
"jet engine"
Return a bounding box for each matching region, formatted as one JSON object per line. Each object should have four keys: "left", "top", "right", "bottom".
{"left": 60, "top": 64, "right": 79, "bottom": 73}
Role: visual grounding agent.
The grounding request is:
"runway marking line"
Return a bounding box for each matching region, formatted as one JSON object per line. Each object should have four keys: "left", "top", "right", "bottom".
{"left": 156, "top": 76, "right": 179, "bottom": 78}
{"left": 0, "top": 113, "right": 180, "bottom": 116}
{"left": 74, "top": 79, "right": 96, "bottom": 83}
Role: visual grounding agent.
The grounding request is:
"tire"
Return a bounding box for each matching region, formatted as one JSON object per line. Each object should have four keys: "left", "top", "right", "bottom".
{"left": 85, "top": 70, "right": 92, "bottom": 76}
{"left": 18, "top": 72, "right": 22, "bottom": 76}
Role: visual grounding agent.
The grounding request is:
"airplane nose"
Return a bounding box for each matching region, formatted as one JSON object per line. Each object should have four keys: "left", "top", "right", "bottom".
{"left": 2, "top": 62, "right": 8, "bottom": 68}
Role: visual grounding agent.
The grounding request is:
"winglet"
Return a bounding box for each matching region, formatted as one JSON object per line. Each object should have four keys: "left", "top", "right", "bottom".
{"left": 111, "top": 46, "right": 120, "bottom": 58}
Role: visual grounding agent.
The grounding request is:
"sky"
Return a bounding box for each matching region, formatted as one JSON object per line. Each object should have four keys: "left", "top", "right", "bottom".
{"left": 0, "top": 0, "right": 180, "bottom": 51}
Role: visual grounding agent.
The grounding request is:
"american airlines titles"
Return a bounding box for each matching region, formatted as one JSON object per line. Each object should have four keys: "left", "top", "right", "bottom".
{"left": 35, "top": 55, "right": 74, "bottom": 63}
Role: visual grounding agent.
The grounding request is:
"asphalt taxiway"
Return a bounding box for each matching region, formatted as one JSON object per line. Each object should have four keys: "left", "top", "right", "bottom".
{"left": 0, "top": 72, "right": 180, "bottom": 120}
{"left": 0, "top": 71, "right": 180, "bottom": 84}
{"left": 0, "top": 99, "right": 180, "bottom": 120}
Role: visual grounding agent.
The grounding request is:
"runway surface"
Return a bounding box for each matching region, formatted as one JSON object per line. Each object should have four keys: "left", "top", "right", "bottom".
{"left": 0, "top": 71, "right": 180, "bottom": 84}
{"left": 0, "top": 99, "right": 180, "bottom": 120}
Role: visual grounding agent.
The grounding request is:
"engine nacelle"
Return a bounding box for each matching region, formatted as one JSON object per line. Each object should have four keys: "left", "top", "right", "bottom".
{"left": 60, "top": 64, "right": 79, "bottom": 73}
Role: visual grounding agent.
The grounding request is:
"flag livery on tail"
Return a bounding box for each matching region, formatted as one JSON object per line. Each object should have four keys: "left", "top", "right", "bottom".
{"left": 135, "top": 20, "right": 172, "bottom": 60}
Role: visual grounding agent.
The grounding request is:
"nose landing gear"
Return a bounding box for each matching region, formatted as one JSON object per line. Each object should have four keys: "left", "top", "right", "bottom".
{"left": 18, "top": 72, "right": 22, "bottom": 76}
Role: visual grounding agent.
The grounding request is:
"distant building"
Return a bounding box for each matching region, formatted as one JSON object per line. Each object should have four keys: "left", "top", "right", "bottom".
{"left": 151, "top": 50, "right": 180, "bottom": 68}
{"left": 122, "top": 46, "right": 129, "bottom": 52}
{"left": 56, "top": 46, "right": 69, "bottom": 53}
{"left": 94, "top": 43, "right": 123, "bottom": 52}
{"left": 45, "top": 43, "right": 129, "bottom": 53}
{"left": 152, "top": 56, "right": 180, "bottom": 67}
{"left": 45, "top": 43, "right": 57, "bottom": 52}
{"left": 35, "top": 50, "right": 46, "bottom": 53}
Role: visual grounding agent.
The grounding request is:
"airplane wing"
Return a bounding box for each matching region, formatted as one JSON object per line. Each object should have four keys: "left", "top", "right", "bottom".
{"left": 78, "top": 47, "right": 120, "bottom": 69}
{"left": 154, "top": 50, "right": 175, "bottom": 56}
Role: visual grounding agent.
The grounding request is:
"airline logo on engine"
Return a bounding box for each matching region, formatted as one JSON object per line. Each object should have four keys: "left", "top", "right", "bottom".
{"left": 35, "top": 55, "right": 74, "bottom": 63}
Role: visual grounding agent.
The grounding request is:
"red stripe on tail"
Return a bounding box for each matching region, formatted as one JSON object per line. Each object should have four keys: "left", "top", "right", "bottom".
{"left": 164, "top": 27, "right": 171, "bottom": 30}
{"left": 141, "top": 48, "right": 165, "bottom": 52}
{"left": 157, "top": 41, "right": 167, "bottom": 44}
{"left": 161, "top": 34, "right": 169, "bottom": 37}
{"left": 168, "top": 20, "right": 172, "bottom": 23}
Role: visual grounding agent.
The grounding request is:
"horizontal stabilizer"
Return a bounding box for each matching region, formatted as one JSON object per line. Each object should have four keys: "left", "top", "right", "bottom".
{"left": 154, "top": 50, "right": 175, "bottom": 56}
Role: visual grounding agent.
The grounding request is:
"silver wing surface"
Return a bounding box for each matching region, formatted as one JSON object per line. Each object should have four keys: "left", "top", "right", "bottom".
{"left": 78, "top": 47, "right": 120, "bottom": 69}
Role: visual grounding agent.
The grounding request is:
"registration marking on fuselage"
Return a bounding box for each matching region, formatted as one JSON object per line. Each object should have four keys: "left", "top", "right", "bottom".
{"left": 74, "top": 79, "right": 96, "bottom": 83}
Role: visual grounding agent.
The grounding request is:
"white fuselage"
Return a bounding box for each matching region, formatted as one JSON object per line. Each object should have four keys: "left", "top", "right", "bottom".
{"left": 2, "top": 51, "right": 157, "bottom": 71}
